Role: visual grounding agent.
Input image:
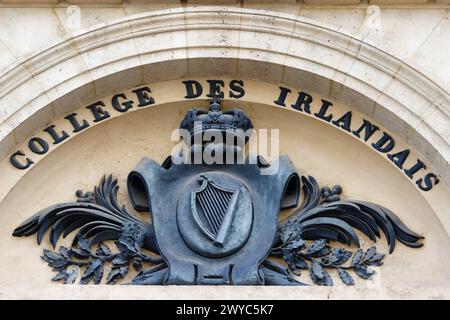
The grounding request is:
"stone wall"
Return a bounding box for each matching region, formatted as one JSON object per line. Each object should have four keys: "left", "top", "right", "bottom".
{"left": 0, "top": 2, "right": 449, "bottom": 299}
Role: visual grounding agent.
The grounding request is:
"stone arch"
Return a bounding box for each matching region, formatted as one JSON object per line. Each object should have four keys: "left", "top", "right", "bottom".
{"left": 1, "top": 6, "right": 450, "bottom": 297}
{"left": 0, "top": 6, "right": 448, "bottom": 204}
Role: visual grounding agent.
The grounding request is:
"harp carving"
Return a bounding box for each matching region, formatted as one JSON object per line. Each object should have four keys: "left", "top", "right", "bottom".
{"left": 191, "top": 175, "right": 240, "bottom": 247}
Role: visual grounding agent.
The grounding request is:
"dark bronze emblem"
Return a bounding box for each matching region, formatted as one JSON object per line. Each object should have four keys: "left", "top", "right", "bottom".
{"left": 12, "top": 99, "right": 424, "bottom": 286}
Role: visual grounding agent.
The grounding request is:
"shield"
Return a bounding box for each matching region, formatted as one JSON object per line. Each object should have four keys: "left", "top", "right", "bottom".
{"left": 191, "top": 175, "right": 239, "bottom": 247}
{"left": 127, "top": 156, "right": 300, "bottom": 285}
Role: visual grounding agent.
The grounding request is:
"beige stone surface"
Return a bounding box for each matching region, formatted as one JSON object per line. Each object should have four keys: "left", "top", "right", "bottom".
{"left": 0, "top": 0, "right": 449, "bottom": 6}
{"left": 2, "top": 285, "right": 450, "bottom": 300}
{"left": 0, "top": 4, "right": 447, "bottom": 89}
{"left": 369, "top": 0, "right": 428, "bottom": 4}
{"left": 0, "top": 1, "right": 59, "bottom": 3}
{"left": 0, "top": 3, "right": 448, "bottom": 300}
{"left": 0, "top": 7, "right": 448, "bottom": 190}
{"left": 0, "top": 79, "right": 449, "bottom": 298}
{"left": 305, "top": 0, "right": 361, "bottom": 4}
{"left": 66, "top": 1, "right": 123, "bottom": 3}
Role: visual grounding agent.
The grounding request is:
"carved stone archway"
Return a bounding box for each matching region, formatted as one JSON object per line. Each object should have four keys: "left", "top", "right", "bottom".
{"left": 0, "top": 6, "right": 449, "bottom": 298}
{"left": 0, "top": 7, "right": 448, "bottom": 181}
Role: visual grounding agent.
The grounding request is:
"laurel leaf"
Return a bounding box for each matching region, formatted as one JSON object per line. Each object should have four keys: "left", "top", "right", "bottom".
{"left": 351, "top": 248, "right": 364, "bottom": 266}
{"left": 354, "top": 265, "right": 375, "bottom": 279}
{"left": 93, "top": 261, "right": 104, "bottom": 284}
{"left": 330, "top": 248, "right": 352, "bottom": 265}
{"left": 363, "top": 246, "right": 377, "bottom": 261}
{"left": 80, "top": 259, "right": 102, "bottom": 284}
{"left": 76, "top": 235, "right": 92, "bottom": 254}
{"left": 106, "top": 266, "right": 129, "bottom": 285}
{"left": 307, "top": 239, "right": 328, "bottom": 254}
{"left": 286, "top": 238, "right": 306, "bottom": 251}
{"left": 96, "top": 242, "right": 111, "bottom": 257}
{"left": 65, "top": 266, "right": 79, "bottom": 284}
{"left": 294, "top": 256, "right": 309, "bottom": 270}
{"left": 338, "top": 268, "right": 354, "bottom": 285}
{"left": 310, "top": 261, "right": 333, "bottom": 286}
{"left": 311, "top": 260, "right": 325, "bottom": 279}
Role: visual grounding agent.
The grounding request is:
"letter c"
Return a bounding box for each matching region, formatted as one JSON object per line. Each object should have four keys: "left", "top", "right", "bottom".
{"left": 10, "top": 151, "right": 34, "bottom": 170}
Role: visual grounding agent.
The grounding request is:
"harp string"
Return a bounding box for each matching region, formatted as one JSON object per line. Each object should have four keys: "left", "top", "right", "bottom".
{"left": 197, "top": 192, "right": 218, "bottom": 233}
{"left": 215, "top": 187, "right": 230, "bottom": 219}
{"left": 197, "top": 183, "right": 233, "bottom": 237}
{"left": 209, "top": 185, "right": 227, "bottom": 220}
{"left": 203, "top": 186, "right": 224, "bottom": 232}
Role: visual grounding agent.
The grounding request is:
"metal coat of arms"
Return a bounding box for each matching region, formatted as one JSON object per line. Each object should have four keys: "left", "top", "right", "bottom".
{"left": 13, "top": 99, "right": 424, "bottom": 286}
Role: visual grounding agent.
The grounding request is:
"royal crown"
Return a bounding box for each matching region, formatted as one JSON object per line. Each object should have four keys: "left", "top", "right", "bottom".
{"left": 179, "top": 98, "right": 253, "bottom": 144}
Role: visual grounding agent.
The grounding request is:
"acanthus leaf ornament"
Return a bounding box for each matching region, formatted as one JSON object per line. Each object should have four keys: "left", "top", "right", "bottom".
{"left": 12, "top": 99, "right": 424, "bottom": 286}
